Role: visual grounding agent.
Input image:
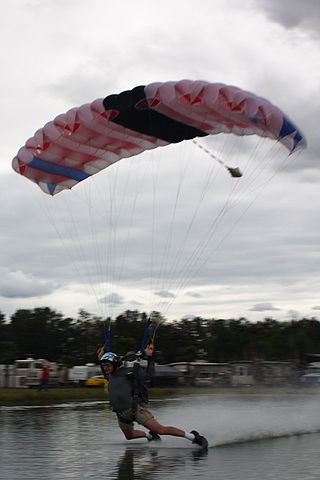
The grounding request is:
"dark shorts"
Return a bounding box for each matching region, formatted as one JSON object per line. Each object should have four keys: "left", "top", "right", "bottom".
{"left": 116, "top": 405, "right": 154, "bottom": 434}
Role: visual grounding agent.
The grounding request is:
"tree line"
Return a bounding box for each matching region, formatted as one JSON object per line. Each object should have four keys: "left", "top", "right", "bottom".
{"left": 0, "top": 307, "right": 320, "bottom": 366}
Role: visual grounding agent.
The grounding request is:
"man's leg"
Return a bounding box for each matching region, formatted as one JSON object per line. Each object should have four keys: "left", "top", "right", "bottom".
{"left": 143, "top": 416, "right": 208, "bottom": 447}
{"left": 117, "top": 414, "right": 149, "bottom": 440}
{"left": 136, "top": 405, "right": 188, "bottom": 439}
{"left": 143, "top": 417, "right": 186, "bottom": 437}
{"left": 120, "top": 424, "right": 149, "bottom": 440}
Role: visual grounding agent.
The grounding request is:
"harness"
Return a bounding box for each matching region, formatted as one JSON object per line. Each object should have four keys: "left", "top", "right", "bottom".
{"left": 100, "top": 314, "right": 159, "bottom": 421}
{"left": 131, "top": 361, "right": 141, "bottom": 421}
{"left": 115, "top": 361, "right": 147, "bottom": 423}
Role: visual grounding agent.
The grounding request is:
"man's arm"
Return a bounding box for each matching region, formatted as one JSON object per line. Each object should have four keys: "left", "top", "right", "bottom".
{"left": 142, "top": 343, "right": 155, "bottom": 378}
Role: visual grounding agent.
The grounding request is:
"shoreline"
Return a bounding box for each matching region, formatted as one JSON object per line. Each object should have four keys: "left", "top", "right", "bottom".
{"left": 1, "top": 385, "right": 319, "bottom": 407}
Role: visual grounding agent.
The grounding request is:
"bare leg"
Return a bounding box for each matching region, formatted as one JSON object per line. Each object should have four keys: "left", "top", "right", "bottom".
{"left": 120, "top": 424, "right": 149, "bottom": 440}
{"left": 143, "top": 418, "right": 186, "bottom": 437}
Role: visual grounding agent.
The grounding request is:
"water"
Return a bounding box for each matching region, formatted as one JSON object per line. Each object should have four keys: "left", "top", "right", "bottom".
{"left": 1, "top": 393, "right": 320, "bottom": 479}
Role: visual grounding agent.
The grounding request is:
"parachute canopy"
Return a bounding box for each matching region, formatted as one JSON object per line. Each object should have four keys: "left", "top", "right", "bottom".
{"left": 12, "top": 80, "right": 306, "bottom": 195}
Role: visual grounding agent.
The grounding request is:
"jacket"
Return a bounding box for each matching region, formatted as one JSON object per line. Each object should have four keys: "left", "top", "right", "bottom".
{"left": 104, "top": 358, "right": 155, "bottom": 413}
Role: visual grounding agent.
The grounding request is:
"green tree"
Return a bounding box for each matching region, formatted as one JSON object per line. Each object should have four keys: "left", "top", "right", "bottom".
{"left": 0, "top": 312, "right": 8, "bottom": 341}
{"left": 0, "top": 341, "right": 19, "bottom": 364}
{"left": 175, "top": 345, "right": 198, "bottom": 362}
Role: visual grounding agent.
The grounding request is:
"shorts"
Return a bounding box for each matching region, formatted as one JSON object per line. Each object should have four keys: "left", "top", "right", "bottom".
{"left": 116, "top": 405, "right": 154, "bottom": 433}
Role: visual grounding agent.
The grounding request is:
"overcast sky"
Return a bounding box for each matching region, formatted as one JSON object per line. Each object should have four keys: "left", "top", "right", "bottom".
{"left": 1, "top": 0, "right": 320, "bottom": 323}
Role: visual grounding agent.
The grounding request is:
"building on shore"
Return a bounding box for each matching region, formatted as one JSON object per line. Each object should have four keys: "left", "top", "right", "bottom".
{"left": 169, "top": 359, "right": 300, "bottom": 387}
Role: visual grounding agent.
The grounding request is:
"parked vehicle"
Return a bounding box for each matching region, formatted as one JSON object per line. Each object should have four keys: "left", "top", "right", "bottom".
{"left": 68, "top": 364, "right": 101, "bottom": 384}
{"left": 85, "top": 375, "right": 107, "bottom": 387}
{"left": 14, "top": 358, "right": 59, "bottom": 388}
{"left": 300, "top": 362, "right": 320, "bottom": 385}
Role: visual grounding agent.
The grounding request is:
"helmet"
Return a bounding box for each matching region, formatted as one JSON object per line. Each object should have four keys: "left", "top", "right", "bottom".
{"left": 100, "top": 352, "right": 123, "bottom": 368}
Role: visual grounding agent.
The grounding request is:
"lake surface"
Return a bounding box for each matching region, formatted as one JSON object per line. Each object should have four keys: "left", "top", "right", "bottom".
{"left": 1, "top": 392, "right": 320, "bottom": 479}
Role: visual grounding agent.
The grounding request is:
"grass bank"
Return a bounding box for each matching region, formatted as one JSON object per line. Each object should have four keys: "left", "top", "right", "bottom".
{"left": 0, "top": 387, "right": 108, "bottom": 406}
{"left": 1, "top": 385, "right": 318, "bottom": 407}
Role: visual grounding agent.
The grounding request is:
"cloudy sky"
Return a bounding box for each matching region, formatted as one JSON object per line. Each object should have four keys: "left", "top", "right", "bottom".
{"left": 1, "top": 0, "right": 320, "bottom": 323}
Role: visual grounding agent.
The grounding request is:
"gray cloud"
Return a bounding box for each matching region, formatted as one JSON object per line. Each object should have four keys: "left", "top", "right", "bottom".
{"left": 182, "top": 314, "right": 197, "bottom": 320}
{"left": 0, "top": 269, "right": 57, "bottom": 299}
{"left": 154, "top": 290, "right": 175, "bottom": 299}
{"left": 185, "top": 291, "right": 203, "bottom": 298}
{"left": 255, "top": 0, "right": 320, "bottom": 39}
{"left": 100, "top": 293, "right": 124, "bottom": 306}
{"left": 287, "top": 309, "right": 300, "bottom": 319}
{"left": 249, "top": 303, "right": 282, "bottom": 312}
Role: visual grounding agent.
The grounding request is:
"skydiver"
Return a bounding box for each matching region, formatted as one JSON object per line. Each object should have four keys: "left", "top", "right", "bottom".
{"left": 98, "top": 344, "right": 208, "bottom": 448}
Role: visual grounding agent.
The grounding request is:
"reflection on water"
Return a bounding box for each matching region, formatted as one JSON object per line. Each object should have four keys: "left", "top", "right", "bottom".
{"left": 112, "top": 446, "right": 208, "bottom": 480}
{"left": 1, "top": 394, "right": 320, "bottom": 480}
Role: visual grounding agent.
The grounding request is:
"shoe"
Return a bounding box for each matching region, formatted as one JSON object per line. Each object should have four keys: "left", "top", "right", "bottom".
{"left": 190, "top": 430, "right": 208, "bottom": 449}
{"left": 148, "top": 430, "right": 161, "bottom": 442}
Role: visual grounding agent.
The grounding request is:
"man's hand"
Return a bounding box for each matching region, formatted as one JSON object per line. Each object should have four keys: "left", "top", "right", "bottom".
{"left": 145, "top": 343, "right": 154, "bottom": 357}
{"left": 97, "top": 346, "right": 105, "bottom": 360}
